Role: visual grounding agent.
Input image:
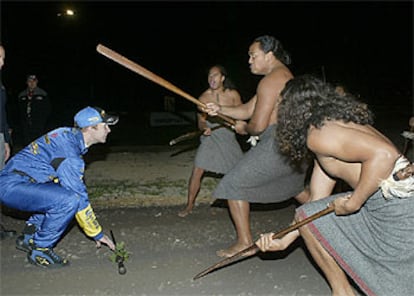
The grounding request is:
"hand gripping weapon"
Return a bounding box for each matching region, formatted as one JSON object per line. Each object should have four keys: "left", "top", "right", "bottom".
{"left": 193, "top": 204, "right": 335, "bottom": 280}
{"left": 96, "top": 44, "right": 236, "bottom": 128}
{"left": 110, "top": 230, "right": 128, "bottom": 275}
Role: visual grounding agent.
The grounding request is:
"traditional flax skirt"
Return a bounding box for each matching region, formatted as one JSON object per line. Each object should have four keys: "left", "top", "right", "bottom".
{"left": 296, "top": 190, "right": 414, "bottom": 296}
{"left": 212, "top": 124, "right": 306, "bottom": 203}
{"left": 194, "top": 123, "right": 243, "bottom": 175}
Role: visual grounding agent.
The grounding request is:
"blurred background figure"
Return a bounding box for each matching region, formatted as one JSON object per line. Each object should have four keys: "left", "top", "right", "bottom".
{"left": 1, "top": 44, "right": 16, "bottom": 240}
{"left": 18, "top": 75, "right": 51, "bottom": 144}
{"left": 0, "top": 45, "right": 11, "bottom": 170}
{"left": 402, "top": 116, "right": 414, "bottom": 161}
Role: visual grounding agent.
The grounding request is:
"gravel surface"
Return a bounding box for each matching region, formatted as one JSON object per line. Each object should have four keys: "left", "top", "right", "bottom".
{"left": 1, "top": 145, "right": 334, "bottom": 296}
{"left": 1, "top": 126, "right": 411, "bottom": 296}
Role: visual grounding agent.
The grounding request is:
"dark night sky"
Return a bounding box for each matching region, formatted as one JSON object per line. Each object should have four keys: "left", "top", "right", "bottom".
{"left": 1, "top": 1, "right": 413, "bottom": 130}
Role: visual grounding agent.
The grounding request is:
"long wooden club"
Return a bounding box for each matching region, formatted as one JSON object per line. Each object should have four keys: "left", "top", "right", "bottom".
{"left": 193, "top": 204, "right": 335, "bottom": 280}
{"left": 96, "top": 44, "right": 236, "bottom": 127}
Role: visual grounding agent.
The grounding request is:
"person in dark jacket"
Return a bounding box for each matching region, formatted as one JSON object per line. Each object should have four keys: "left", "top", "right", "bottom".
{"left": 18, "top": 74, "right": 51, "bottom": 144}
{"left": 0, "top": 45, "right": 11, "bottom": 170}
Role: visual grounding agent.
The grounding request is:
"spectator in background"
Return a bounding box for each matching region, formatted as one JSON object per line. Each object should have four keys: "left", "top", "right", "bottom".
{"left": 402, "top": 116, "right": 414, "bottom": 161}
{"left": 18, "top": 75, "right": 51, "bottom": 144}
{"left": 0, "top": 45, "right": 11, "bottom": 170}
{"left": 0, "top": 44, "right": 15, "bottom": 240}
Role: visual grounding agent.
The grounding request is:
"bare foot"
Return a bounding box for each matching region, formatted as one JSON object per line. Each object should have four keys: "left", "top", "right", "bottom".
{"left": 216, "top": 242, "right": 256, "bottom": 258}
{"left": 178, "top": 207, "right": 192, "bottom": 218}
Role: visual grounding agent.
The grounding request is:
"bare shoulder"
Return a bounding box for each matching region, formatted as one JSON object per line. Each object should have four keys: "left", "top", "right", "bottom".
{"left": 260, "top": 67, "right": 293, "bottom": 89}
{"left": 198, "top": 89, "right": 213, "bottom": 104}
{"left": 223, "top": 88, "right": 237, "bottom": 96}
{"left": 307, "top": 121, "right": 397, "bottom": 158}
{"left": 307, "top": 123, "right": 345, "bottom": 153}
{"left": 226, "top": 88, "right": 241, "bottom": 99}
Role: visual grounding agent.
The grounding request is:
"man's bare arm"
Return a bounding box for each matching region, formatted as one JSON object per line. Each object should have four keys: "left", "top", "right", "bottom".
{"left": 308, "top": 123, "right": 399, "bottom": 214}
{"left": 219, "top": 96, "right": 256, "bottom": 120}
{"left": 309, "top": 160, "right": 337, "bottom": 201}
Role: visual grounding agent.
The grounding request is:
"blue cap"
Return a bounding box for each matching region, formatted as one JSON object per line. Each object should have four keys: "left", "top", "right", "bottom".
{"left": 74, "top": 106, "right": 119, "bottom": 128}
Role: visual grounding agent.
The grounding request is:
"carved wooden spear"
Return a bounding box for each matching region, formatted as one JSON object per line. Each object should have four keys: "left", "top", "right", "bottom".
{"left": 193, "top": 204, "right": 335, "bottom": 280}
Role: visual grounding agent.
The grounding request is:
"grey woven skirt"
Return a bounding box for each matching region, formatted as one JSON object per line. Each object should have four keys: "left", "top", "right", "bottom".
{"left": 213, "top": 124, "right": 306, "bottom": 203}
{"left": 296, "top": 191, "right": 414, "bottom": 296}
{"left": 194, "top": 124, "right": 243, "bottom": 174}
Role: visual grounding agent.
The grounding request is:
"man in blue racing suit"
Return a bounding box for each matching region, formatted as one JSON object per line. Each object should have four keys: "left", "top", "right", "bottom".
{"left": 0, "top": 106, "right": 118, "bottom": 268}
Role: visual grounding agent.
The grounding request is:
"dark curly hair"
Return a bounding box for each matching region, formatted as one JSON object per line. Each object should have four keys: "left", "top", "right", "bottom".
{"left": 277, "top": 75, "right": 374, "bottom": 162}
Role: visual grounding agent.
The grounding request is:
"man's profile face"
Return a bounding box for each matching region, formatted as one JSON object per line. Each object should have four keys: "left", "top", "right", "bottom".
{"left": 89, "top": 123, "right": 111, "bottom": 144}
{"left": 248, "top": 42, "right": 266, "bottom": 75}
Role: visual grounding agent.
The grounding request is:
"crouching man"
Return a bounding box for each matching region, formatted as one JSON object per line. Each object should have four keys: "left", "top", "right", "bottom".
{"left": 0, "top": 106, "right": 118, "bottom": 268}
{"left": 256, "top": 75, "right": 414, "bottom": 296}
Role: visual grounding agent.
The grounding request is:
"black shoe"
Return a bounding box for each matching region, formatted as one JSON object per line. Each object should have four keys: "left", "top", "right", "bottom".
{"left": 16, "top": 234, "right": 34, "bottom": 252}
{"left": 15, "top": 224, "right": 36, "bottom": 253}
{"left": 28, "top": 247, "right": 69, "bottom": 268}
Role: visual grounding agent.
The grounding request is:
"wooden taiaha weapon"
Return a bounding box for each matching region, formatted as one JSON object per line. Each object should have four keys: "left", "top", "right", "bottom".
{"left": 169, "top": 125, "right": 224, "bottom": 146}
{"left": 193, "top": 204, "right": 335, "bottom": 280}
{"left": 96, "top": 44, "right": 236, "bottom": 127}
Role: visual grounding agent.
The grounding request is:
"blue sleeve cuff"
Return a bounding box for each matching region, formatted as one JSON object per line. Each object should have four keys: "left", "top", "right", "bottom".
{"left": 93, "top": 231, "right": 104, "bottom": 241}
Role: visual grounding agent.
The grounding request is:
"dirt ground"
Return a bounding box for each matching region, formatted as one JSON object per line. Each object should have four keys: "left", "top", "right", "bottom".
{"left": 1, "top": 145, "right": 335, "bottom": 296}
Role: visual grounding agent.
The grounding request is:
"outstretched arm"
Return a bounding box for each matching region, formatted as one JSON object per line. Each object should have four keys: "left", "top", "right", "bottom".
{"left": 308, "top": 122, "right": 400, "bottom": 215}
{"left": 204, "top": 97, "right": 256, "bottom": 121}
{"left": 255, "top": 229, "right": 300, "bottom": 252}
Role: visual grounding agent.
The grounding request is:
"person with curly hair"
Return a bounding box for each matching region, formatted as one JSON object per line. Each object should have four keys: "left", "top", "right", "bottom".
{"left": 256, "top": 75, "right": 414, "bottom": 296}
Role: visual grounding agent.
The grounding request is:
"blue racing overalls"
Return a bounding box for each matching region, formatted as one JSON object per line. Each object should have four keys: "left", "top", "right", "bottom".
{"left": 0, "top": 127, "right": 104, "bottom": 248}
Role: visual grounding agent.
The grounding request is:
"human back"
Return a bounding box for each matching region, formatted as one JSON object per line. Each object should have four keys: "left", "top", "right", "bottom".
{"left": 255, "top": 66, "right": 293, "bottom": 125}
{"left": 0, "top": 127, "right": 83, "bottom": 182}
{"left": 308, "top": 121, "right": 400, "bottom": 189}
{"left": 278, "top": 74, "right": 402, "bottom": 204}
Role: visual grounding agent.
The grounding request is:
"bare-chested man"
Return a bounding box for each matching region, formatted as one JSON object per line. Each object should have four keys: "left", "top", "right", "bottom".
{"left": 204, "top": 36, "right": 308, "bottom": 257}
{"left": 256, "top": 75, "right": 414, "bottom": 296}
{"left": 178, "top": 65, "right": 243, "bottom": 217}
